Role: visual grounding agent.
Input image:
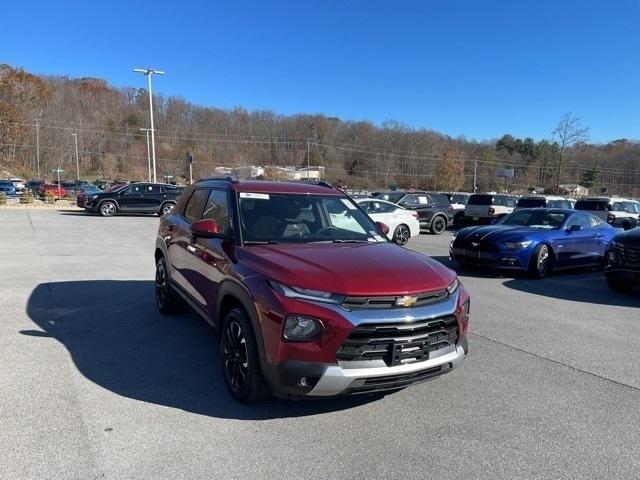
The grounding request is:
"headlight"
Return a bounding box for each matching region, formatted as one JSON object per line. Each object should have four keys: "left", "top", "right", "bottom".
{"left": 504, "top": 240, "right": 533, "bottom": 249}
{"left": 447, "top": 278, "right": 459, "bottom": 295}
{"left": 283, "top": 315, "right": 324, "bottom": 341}
{"left": 269, "top": 281, "right": 345, "bottom": 304}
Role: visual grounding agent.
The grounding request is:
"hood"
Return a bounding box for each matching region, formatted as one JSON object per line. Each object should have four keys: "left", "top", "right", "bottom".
{"left": 457, "top": 225, "right": 553, "bottom": 242}
{"left": 238, "top": 242, "right": 456, "bottom": 296}
{"left": 614, "top": 227, "right": 640, "bottom": 244}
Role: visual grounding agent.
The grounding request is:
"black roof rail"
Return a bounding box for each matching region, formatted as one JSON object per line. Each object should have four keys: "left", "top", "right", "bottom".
{"left": 197, "top": 175, "right": 239, "bottom": 184}
{"left": 295, "top": 179, "right": 334, "bottom": 189}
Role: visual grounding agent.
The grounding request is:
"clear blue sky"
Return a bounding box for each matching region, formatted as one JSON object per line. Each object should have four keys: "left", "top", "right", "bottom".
{"left": 2, "top": 0, "right": 638, "bottom": 142}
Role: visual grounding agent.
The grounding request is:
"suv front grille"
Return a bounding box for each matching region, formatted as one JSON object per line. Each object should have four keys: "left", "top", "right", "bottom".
{"left": 342, "top": 288, "right": 448, "bottom": 310}
{"left": 615, "top": 244, "right": 640, "bottom": 269}
{"left": 336, "top": 316, "right": 458, "bottom": 367}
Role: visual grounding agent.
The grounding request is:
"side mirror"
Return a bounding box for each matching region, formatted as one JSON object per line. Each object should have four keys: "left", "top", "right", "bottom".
{"left": 376, "top": 221, "right": 390, "bottom": 235}
{"left": 191, "top": 219, "right": 221, "bottom": 238}
{"left": 568, "top": 224, "right": 582, "bottom": 232}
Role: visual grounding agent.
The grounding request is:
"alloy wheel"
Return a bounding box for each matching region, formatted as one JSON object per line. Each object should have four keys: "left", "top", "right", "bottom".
{"left": 222, "top": 321, "right": 249, "bottom": 392}
{"left": 155, "top": 260, "right": 167, "bottom": 308}
{"left": 101, "top": 202, "right": 115, "bottom": 216}
{"left": 162, "top": 203, "right": 174, "bottom": 215}
{"left": 537, "top": 245, "right": 550, "bottom": 277}
{"left": 393, "top": 225, "right": 410, "bottom": 245}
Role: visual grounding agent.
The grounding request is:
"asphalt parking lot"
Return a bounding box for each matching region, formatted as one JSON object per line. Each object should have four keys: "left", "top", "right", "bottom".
{"left": 1, "top": 208, "right": 639, "bottom": 480}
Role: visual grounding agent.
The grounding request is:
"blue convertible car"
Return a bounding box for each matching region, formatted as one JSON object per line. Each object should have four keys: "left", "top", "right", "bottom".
{"left": 450, "top": 208, "right": 620, "bottom": 278}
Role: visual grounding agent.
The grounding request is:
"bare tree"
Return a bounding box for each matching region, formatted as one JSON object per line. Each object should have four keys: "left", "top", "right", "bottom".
{"left": 552, "top": 112, "right": 589, "bottom": 193}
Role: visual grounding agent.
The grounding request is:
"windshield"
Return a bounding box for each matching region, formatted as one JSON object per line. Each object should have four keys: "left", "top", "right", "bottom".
{"left": 575, "top": 199, "right": 608, "bottom": 211}
{"left": 500, "top": 210, "right": 568, "bottom": 229}
{"left": 238, "top": 193, "right": 387, "bottom": 244}
{"left": 495, "top": 195, "right": 518, "bottom": 207}
{"left": 374, "top": 192, "right": 405, "bottom": 204}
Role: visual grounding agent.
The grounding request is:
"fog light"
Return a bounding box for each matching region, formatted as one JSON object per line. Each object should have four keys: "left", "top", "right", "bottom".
{"left": 283, "top": 315, "right": 324, "bottom": 341}
{"left": 298, "top": 377, "right": 308, "bottom": 387}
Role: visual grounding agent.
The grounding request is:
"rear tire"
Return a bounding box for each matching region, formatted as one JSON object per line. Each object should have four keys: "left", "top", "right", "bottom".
{"left": 528, "top": 244, "right": 552, "bottom": 279}
{"left": 155, "top": 256, "right": 182, "bottom": 314}
{"left": 430, "top": 216, "right": 447, "bottom": 235}
{"left": 99, "top": 201, "right": 117, "bottom": 217}
{"left": 220, "top": 308, "right": 270, "bottom": 403}
{"left": 392, "top": 224, "right": 410, "bottom": 245}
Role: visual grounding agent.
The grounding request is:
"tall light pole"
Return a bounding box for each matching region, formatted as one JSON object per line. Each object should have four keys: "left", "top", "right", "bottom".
{"left": 133, "top": 68, "right": 165, "bottom": 183}
{"left": 140, "top": 128, "right": 152, "bottom": 182}
{"left": 72, "top": 133, "right": 80, "bottom": 180}
{"left": 35, "top": 119, "right": 41, "bottom": 178}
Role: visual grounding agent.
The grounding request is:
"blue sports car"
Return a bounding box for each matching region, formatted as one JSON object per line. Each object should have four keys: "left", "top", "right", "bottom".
{"left": 450, "top": 208, "right": 621, "bottom": 278}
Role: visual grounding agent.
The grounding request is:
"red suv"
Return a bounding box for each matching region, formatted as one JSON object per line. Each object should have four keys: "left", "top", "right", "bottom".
{"left": 154, "top": 178, "right": 470, "bottom": 402}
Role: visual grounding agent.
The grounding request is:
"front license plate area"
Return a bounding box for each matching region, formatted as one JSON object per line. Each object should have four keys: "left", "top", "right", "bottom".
{"left": 391, "top": 341, "right": 430, "bottom": 366}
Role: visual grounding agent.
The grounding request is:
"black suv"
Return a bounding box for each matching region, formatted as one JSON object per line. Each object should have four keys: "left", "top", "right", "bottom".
{"left": 373, "top": 191, "right": 453, "bottom": 234}
{"left": 605, "top": 227, "right": 640, "bottom": 292}
{"left": 85, "top": 182, "right": 182, "bottom": 216}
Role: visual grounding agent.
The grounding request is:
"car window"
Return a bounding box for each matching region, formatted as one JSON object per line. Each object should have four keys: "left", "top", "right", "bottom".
{"left": 402, "top": 194, "right": 431, "bottom": 206}
{"left": 125, "top": 185, "right": 144, "bottom": 195}
{"left": 495, "top": 195, "right": 517, "bottom": 207}
{"left": 575, "top": 200, "right": 608, "bottom": 211}
{"left": 161, "top": 185, "right": 180, "bottom": 193}
{"left": 358, "top": 201, "right": 373, "bottom": 214}
{"left": 468, "top": 194, "right": 493, "bottom": 205}
{"left": 376, "top": 201, "right": 397, "bottom": 213}
{"left": 451, "top": 194, "right": 469, "bottom": 205}
{"left": 590, "top": 215, "right": 603, "bottom": 228}
{"left": 547, "top": 200, "right": 572, "bottom": 209}
{"left": 183, "top": 189, "right": 210, "bottom": 223}
{"left": 201, "top": 189, "right": 231, "bottom": 234}
{"left": 566, "top": 213, "right": 592, "bottom": 230}
{"left": 517, "top": 198, "right": 546, "bottom": 208}
{"left": 145, "top": 185, "right": 161, "bottom": 194}
{"left": 501, "top": 210, "right": 567, "bottom": 229}
{"left": 376, "top": 192, "right": 404, "bottom": 203}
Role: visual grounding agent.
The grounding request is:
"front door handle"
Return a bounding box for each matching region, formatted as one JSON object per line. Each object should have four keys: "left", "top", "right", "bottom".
{"left": 187, "top": 245, "right": 197, "bottom": 254}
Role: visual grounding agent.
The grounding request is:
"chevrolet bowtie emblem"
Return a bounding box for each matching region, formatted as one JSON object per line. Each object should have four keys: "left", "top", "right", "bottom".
{"left": 396, "top": 295, "right": 418, "bottom": 307}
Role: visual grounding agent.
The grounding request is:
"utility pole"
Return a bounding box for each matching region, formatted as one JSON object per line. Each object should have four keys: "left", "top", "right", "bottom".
{"left": 134, "top": 68, "right": 165, "bottom": 183}
{"left": 35, "top": 120, "right": 41, "bottom": 178}
{"left": 187, "top": 152, "right": 193, "bottom": 184}
{"left": 473, "top": 160, "right": 478, "bottom": 192}
{"left": 307, "top": 139, "right": 310, "bottom": 179}
{"left": 72, "top": 133, "right": 80, "bottom": 180}
{"left": 140, "top": 128, "right": 152, "bottom": 181}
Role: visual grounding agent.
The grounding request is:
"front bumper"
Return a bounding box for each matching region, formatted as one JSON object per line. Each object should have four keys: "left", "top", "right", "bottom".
{"left": 450, "top": 246, "right": 529, "bottom": 270}
{"left": 309, "top": 342, "right": 466, "bottom": 396}
{"left": 260, "top": 286, "right": 470, "bottom": 398}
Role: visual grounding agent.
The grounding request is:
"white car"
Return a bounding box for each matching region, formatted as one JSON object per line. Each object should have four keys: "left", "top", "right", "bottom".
{"left": 356, "top": 198, "right": 420, "bottom": 245}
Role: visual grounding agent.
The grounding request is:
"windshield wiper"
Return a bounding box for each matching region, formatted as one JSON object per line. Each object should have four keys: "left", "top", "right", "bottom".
{"left": 331, "top": 239, "right": 370, "bottom": 243}
{"left": 243, "top": 240, "right": 278, "bottom": 245}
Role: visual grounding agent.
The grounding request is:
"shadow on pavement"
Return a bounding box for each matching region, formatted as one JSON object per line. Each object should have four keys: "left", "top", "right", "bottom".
{"left": 24, "top": 280, "right": 384, "bottom": 419}
{"left": 57, "top": 210, "right": 157, "bottom": 217}
{"left": 430, "top": 255, "right": 640, "bottom": 307}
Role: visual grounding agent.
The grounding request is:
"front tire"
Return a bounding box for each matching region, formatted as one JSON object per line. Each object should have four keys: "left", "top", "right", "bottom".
{"left": 392, "top": 224, "right": 410, "bottom": 245}
{"left": 155, "top": 256, "right": 182, "bottom": 314}
{"left": 99, "top": 201, "right": 117, "bottom": 217}
{"left": 220, "top": 308, "right": 270, "bottom": 403}
{"left": 528, "top": 244, "right": 552, "bottom": 279}
{"left": 430, "top": 216, "right": 447, "bottom": 235}
{"left": 159, "top": 202, "right": 175, "bottom": 216}
{"left": 606, "top": 275, "right": 633, "bottom": 293}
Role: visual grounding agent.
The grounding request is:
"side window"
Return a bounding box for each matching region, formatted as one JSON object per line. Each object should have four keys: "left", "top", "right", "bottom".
{"left": 567, "top": 214, "right": 591, "bottom": 230}
{"left": 377, "top": 202, "right": 397, "bottom": 213}
{"left": 125, "top": 185, "right": 143, "bottom": 195}
{"left": 359, "top": 201, "right": 373, "bottom": 214}
{"left": 183, "top": 189, "right": 209, "bottom": 223}
{"left": 202, "top": 189, "right": 230, "bottom": 234}
{"left": 145, "top": 185, "right": 161, "bottom": 194}
{"left": 400, "top": 194, "right": 418, "bottom": 206}
{"left": 590, "top": 215, "right": 603, "bottom": 228}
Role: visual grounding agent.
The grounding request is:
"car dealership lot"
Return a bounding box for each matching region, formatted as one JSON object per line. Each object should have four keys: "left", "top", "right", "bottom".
{"left": 1, "top": 209, "right": 639, "bottom": 480}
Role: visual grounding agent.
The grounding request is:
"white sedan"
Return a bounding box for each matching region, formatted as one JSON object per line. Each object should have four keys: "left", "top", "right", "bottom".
{"left": 356, "top": 198, "right": 420, "bottom": 245}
